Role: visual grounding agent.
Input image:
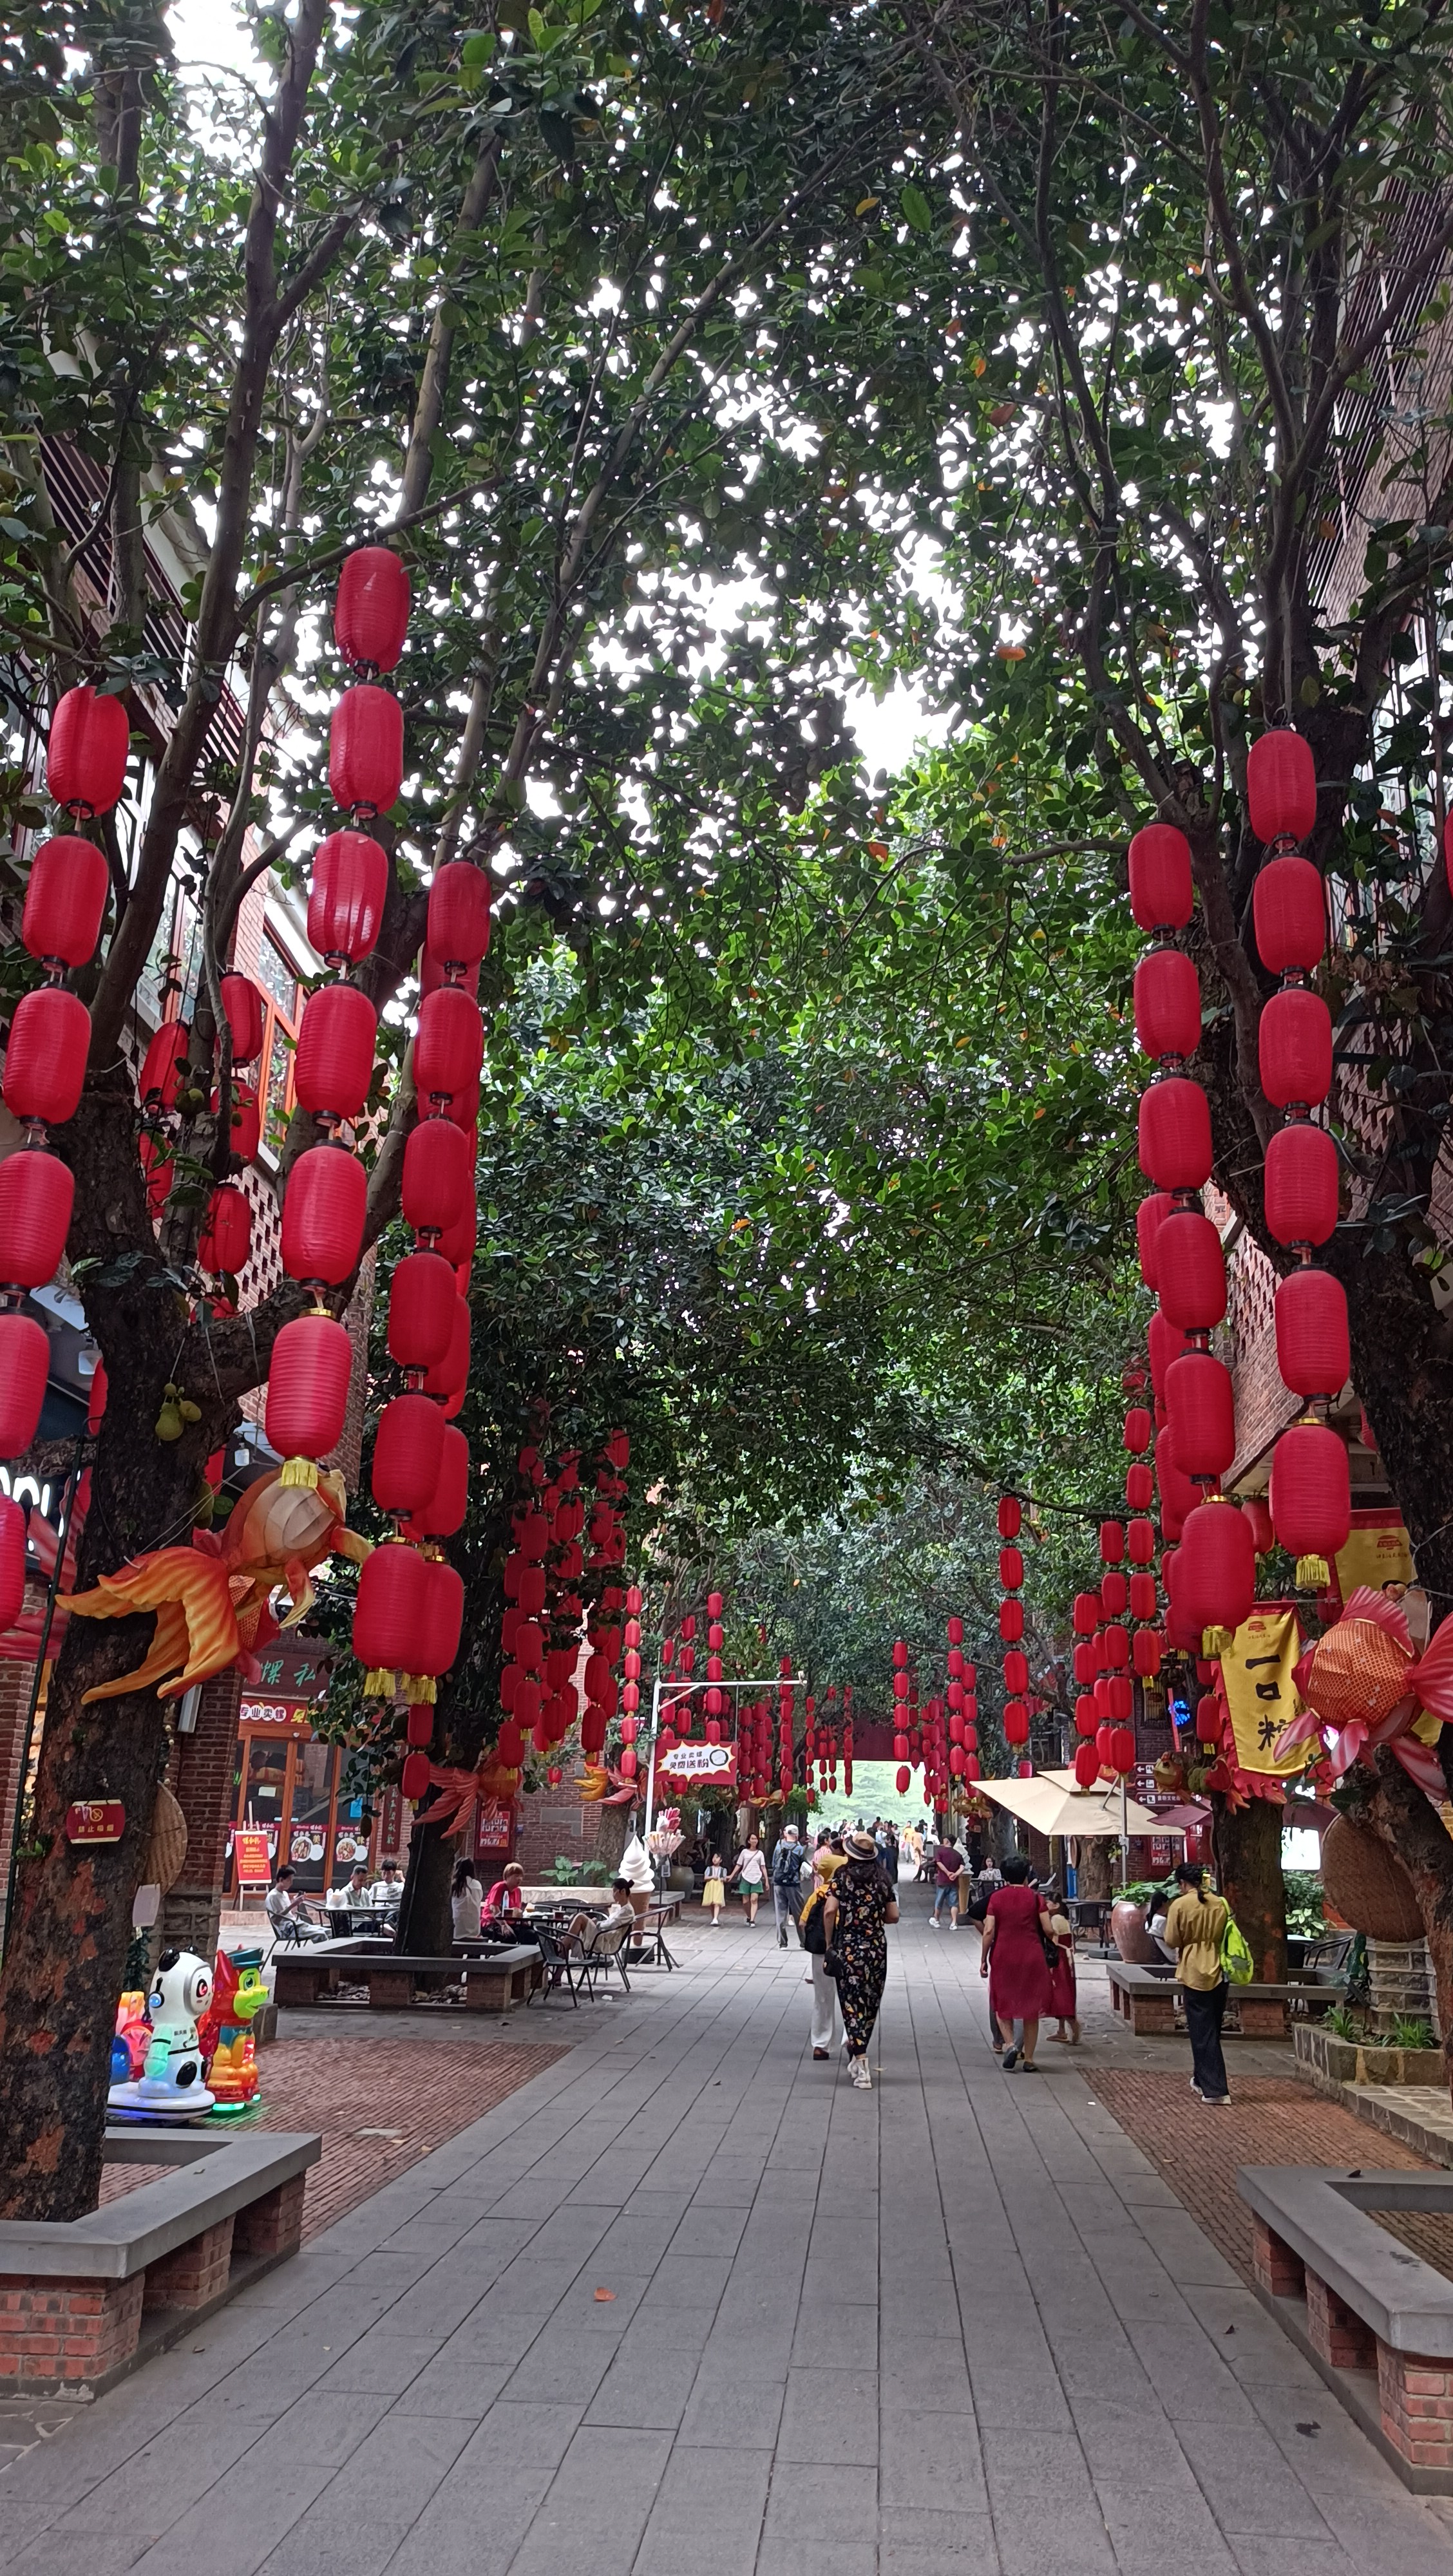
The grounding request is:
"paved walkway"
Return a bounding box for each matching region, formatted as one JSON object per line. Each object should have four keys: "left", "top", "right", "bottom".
{"left": 4, "top": 1903, "right": 1452, "bottom": 2576}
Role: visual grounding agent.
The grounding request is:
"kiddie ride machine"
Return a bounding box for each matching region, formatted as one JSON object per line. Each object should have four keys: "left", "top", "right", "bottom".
{"left": 108, "top": 1947, "right": 268, "bottom": 2125}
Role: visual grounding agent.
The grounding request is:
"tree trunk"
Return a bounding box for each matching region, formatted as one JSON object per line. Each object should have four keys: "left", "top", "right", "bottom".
{"left": 593, "top": 1800, "right": 634, "bottom": 1877}
{"left": 1076, "top": 1837, "right": 1113, "bottom": 1902}
{"left": 1211, "top": 1793, "right": 1286, "bottom": 1982}
{"left": 1361, "top": 1754, "right": 1453, "bottom": 2094}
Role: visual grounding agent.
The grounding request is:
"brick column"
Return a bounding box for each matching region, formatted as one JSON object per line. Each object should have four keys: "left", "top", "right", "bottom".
{"left": 142, "top": 2217, "right": 234, "bottom": 2311}
{"left": 232, "top": 2171, "right": 305, "bottom": 2260}
{"left": 1306, "top": 2269, "right": 1375, "bottom": 2371}
{"left": 1378, "top": 2343, "right": 1453, "bottom": 2475}
{"left": 1251, "top": 2215, "right": 1306, "bottom": 2299}
{"left": 0, "top": 2274, "right": 144, "bottom": 2387}
{"left": 159, "top": 1665, "right": 242, "bottom": 1964}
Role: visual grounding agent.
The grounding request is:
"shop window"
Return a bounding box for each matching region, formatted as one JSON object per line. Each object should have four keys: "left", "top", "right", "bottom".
{"left": 256, "top": 932, "right": 299, "bottom": 1153}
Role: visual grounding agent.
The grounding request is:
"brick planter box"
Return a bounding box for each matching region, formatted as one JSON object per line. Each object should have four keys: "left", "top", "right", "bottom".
{"left": 1293, "top": 2020, "right": 1447, "bottom": 2089}
{"left": 1240, "top": 2163, "right": 1453, "bottom": 2491}
{"left": 0, "top": 2128, "right": 319, "bottom": 2398}
{"left": 1108, "top": 1961, "right": 1346, "bottom": 2037}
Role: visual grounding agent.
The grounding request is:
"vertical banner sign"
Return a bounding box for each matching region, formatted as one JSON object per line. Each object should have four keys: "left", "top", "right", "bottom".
{"left": 1217, "top": 1606, "right": 1306, "bottom": 1777}
{"left": 231, "top": 1827, "right": 274, "bottom": 1884}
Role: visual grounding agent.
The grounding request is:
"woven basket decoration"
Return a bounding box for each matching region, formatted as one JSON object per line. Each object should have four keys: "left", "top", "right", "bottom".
{"left": 1321, "top": 1812, "right": 1423, "bottom": 1942}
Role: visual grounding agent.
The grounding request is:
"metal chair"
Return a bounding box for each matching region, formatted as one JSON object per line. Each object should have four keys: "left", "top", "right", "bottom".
{"left": 576, "top": 1920, "right": 632, "bottom": 1998}
{"left": 528, "top": 1924, "right": 580, "bottom": 2007}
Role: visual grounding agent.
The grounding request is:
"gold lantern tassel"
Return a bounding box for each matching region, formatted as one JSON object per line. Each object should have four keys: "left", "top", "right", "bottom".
{"left": 362, "top": 1667, "right": 396, "bottom": 1698}
{"left": 1296, "top": 1555, "right": 1330, "bottom": 1589}
{"left": 401, "top": 1673, "right": 437, "bottom": 1704}
{"left": 279, "top": 1455, "right": 319, "bottom": 1490}
{"left": 1201, "top": 1625, "right": 1235, "bottom": 1658}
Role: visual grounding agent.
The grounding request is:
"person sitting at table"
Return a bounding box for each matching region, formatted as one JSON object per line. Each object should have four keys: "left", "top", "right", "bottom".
{"left": 451, "top": 1854, "right": 485, "bottom": 1939}
{"left": 325, "top": 1860, "right": 372, "bottom": 1913}
{"left": 265, "top": 1864, "right": 327, "bottom": 1944}
{"left": 562, "top": 1877, "right": 635, "bottom": 1956}
{"left": 482, "top": 1861, "right": 526, "bottom": 1924}
{"left": 369, "top": 1859, "right": 403, "bottom": 1908}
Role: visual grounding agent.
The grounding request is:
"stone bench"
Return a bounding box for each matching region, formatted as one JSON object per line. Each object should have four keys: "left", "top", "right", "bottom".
{"left": 1106, "top": 1960, "right": 1345, "bottom": 2037}
{"left": 273, "top": 1935, "right": 539, "bottom": 2011}
{"left": 0, "top": 2126, "right": 320, "bottom": 2398}
{"left": 463, "top": 1946, "right": 542, "bottom": 2013}
{"left": 1240, "top": 2163, "right": 1453, "bottom": 2491}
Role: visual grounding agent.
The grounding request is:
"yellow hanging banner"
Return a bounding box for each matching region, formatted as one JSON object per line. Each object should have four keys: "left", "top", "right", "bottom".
{"left": 1218, "top": 1605, "right": 1307, "bottom": 1777}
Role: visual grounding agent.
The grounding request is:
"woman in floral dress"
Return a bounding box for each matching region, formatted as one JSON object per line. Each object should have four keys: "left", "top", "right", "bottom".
{"left": 822, "top": 1830, "right": 899, "bottom": 2088}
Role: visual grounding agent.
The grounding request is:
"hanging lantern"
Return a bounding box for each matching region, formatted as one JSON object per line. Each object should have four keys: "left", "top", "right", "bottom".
{"left": 0, "top": 1312, "right": 49, "bottom": 1458}
{"left": 294, "top": 984, "right": 379, "bottom": 1122}
{"left": 423, "top": 1296, "right": 471, "bottom": 1403}
{"left": 280, "top": 1146, "right": 366, "bottom": 1285}
{"left": 416, "top": 1424, "right": 470, "bottom": 1537}
{"left": 406, "top": 1705, "right": 434, "bottom": 1747}
{"left": 1128, "top": 1567, "right": 1157, "bottom": 1616}
{"left": 1253, "top": 856, "right": 1325, "bottom": 974}
{"left": 1164, "top": 1349, "right": 1236, "bottom": 1477}
{"left": 22, "top": 835, "right": 109, "bottom": 969}
{"left": 1003, "top": 1648, "right": 1028, "bottom": 1692}
{"left": 2, "top": 987, "right": 90, "bottom": 1128}
{"left": 999, "top": 1596, "right": 1023, "bottom": 1642}
{"left": 999, "top": 1545, "right": 1023, "bottom": 1588}
{"left": 1259, "top": 988, "right": 1332, "bottom": 1111}
{"left": 403, "top": 1113, "right": 472, "bottom": 1237}
{"left": 329, "top": 687, "right": 404, "bottom": 817}
{"left": 1101, "top": 1570, "right": 1127, "bottom": 1616}
{"left": 1148, "top": 1309, "right": 1188, "bottom": 1397}
{"left": 1275, "top": 1267, "right": 1349, "bottom": 1399}
{"left": 1126, "top": 1460, "right": 1154, "bottom": 1508}
{"left": 47, "top": 687, "right": 130, "bottom": 815}
{"left": 373, "top": 1393, "right": 446, "bottom": 1519}
{"left": 1110, "top": 1725, "right": 1135, "bottom": 1775}
{"left": 401, "top": 1750, "right": 431, "bottom": 1801}
{"left": 1133, "top": 949, "right": 1200, "bottom": 1061}
{"left": 1195, "top": 1693, "right": 1221, "bottom": 1745}
{"left": 1003, "top": 1700, "right": 1029, "bottom": 1746}
{"left": 220, "top": 974, "right": 265, "bottom": 1066}
{"left": 265, "top": 1314, "right": 352, "bottom": 1480}
{"left": 1103, "top": 1625, "right": 1129, "bottom": 1670}
{"left": 1132, "top": 1627, "right": 1161, "bottom": 1677}
{"left": 415, "top": 986, "right": 484, "bottom": 1106}
{"left": 309, "top": 829, "right": 389, "bottom": 966}
{"left": 1126, "top": 1519, "right": 1155, "bottom": 1566}
{"left": 1127, "top": 823, "right": 1193, "bottom": 933}
{"left": 1270, "top": 1420, "right": 1350, "bottom": 1569}
{"left": 997, "top": 1494, "right": 1021, "bottom": 1538}
{"left": 1243, "top": 1493, "right": 1275, "bottom": 1553}
{"left": 1073, "top": 1740, "right": 1099, "bottom": 1789}
{"left": 413, "top": 1558, "right": 465, "bottom": 1684}
{"left": 1246, "top": 728, "right": 1316, "bottom": 846}
{"left": 138, "top": 1019, "right": 189, "bottom": 1111}
{"left": 1264, "top": 1121, "right": 1338, "bottom": 1247}
{"left": 1139, "top": 1079, "right": 1212, "bottom": 1189}
{"left": 198, "top": 1182, "right": 252, "bottom": 1276}
{"left": 1123, "top": 1405, "right": 1152, "bottom": 1455}
{"left": 1135, "top": 1190, "right": 1173, "bottom": 1288}
{"left": 1156, "top": 1428, "right": 1198, "bottom": 1538}
{"left": 426, "top": 863, "right": 493, "bottom": 974}
{"left": 1098, "top": 1520, "right": 1124, "bottom": 1565}
{"left": 1072, "top": 1591, "right": 1100, "bottom": 1634}
{"left": 387, "top": 1250, "right": 457, "bottom": 1372}
{"left": 1154, "top": 1211, "right": 1226, "bottom": 1332}
{"left": 0, "top": 1150, "right": 73, "bottom": 1287}
{"left": 1175, "top": 1501, "right": 1255, "bottom": 1640}
{"left": 220, "top": 1079, "right": 260, "bottom": 1164}
{"left": 336, "top": 547, "right": 410, "bottom": 673}
{"left": 1075, "top": 1694, "right": 1097, "bottom": 1736}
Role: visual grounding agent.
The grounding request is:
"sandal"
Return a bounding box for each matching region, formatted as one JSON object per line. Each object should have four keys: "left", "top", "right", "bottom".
{"left": 1001, "top": 2047, "right": 1019, "bottom": 2070}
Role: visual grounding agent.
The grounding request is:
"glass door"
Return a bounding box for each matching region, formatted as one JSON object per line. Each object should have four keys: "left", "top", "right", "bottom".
{"left": 286, "top": 1738, "right": 337, "bottom": 1893}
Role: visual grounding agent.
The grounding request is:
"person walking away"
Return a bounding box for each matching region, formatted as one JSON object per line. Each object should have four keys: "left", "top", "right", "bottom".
{"left": 1161, "top": 1861, "right": 1231, "bottom": 2104}
{"left": 771, "top": 1825, "right": 806, "bottom": 1946}
{"left": 930, "top": 1832, "right": 963, "bottom": 1927}
{"left": 730, "top": 1832, "right": 768, "bottom": 1925}
{"left": 822, "top": 1830, "right": 899, "bottom": 2088}
{"left": 799, "top": 1839, "right": 845, "bottom": 2058}
{"left": 1045, "top": 1890, "right": 1080, "bottom": 2045}
{"left": 451, "top": 1855, "right": 486, "bottom": 1939}
{"left": 980, "top": 1854, "right": 1054, "bottom": 2070}
{"left": 702, "top": 1851, "right": 727, "bottom": 1924}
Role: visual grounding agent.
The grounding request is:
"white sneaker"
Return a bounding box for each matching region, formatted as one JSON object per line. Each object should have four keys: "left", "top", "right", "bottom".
{"left": 849, "top": 2058, "right": 871, "bottom": 2088}
{"left": 929, "top": 1917, "right": 940, "bottom": 1929}
{"left": 947, "top": 1920, "right": 956, "bottom": 1931}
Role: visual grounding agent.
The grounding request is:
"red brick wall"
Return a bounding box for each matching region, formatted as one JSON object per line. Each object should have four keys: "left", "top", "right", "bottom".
{"left": 514, "top": 1757, "right": 607, "bottom": 1879}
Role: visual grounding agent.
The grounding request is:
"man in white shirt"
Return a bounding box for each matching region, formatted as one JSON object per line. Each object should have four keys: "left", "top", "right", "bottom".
{"left": 326, "top": 1862, "right": 372, "bottom": 1913}
{"left": 264, "top": 1866, "right": 326, "bottom": 1944}
{"left": 369, "top": 1861, "right": 403, "bottom": 1908}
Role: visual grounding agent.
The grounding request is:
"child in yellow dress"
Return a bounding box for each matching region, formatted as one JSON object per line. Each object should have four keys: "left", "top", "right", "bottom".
{"left": 702, "top": 1854, "right": 726, "bottom": 1924}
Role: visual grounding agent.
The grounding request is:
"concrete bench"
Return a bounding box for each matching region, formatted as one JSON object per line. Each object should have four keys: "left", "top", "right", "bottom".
{"left": 273, "top": 1935, "right": 538, "bottom": 2011}
{"left": 1105, "top": 1960, "right": 1345, "bottom": 2037}
{"left": 1241, "top": 2163, "right": 1453, "bottom": 2491}
{"left": 463, "top": 1946, "right": 542, "bottom": 2013}
{"left": 0, "top": 2127, "right": 320, "bottom": 2398}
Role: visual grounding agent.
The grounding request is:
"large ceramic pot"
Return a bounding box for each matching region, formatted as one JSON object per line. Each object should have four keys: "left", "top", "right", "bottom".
{"left": 1111, "top": 1898, "right": 1163, "bottom": 1964}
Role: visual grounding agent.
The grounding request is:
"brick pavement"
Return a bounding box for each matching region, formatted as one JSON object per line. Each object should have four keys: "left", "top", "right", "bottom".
{"left": 3, "top": 1898, "right": 1452, "bottom": 2574}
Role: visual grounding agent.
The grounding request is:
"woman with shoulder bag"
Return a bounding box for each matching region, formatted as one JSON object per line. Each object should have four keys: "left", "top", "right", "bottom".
{"left": 822, "top": 1831, "right": 899, "bottom": 2088}
{"left": 979, "top": 1853, "right": 1054, "bottom": 2070}
{"left": 1161, "top": 1861, "right": 1232, "bottom": 2105}
{"left": 799, "top": 1837, "right": 844, "bottom": 2060}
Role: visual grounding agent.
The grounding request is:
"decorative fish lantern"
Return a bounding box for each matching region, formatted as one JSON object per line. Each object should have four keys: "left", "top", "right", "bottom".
{"left": 1274, "top": 1586, "right": 1453, "bottom": 1794}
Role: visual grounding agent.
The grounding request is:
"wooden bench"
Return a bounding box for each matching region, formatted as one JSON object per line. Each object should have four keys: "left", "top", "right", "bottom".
{"left": 1106, "top": 1960, "right": 1345, "bottom": 2037}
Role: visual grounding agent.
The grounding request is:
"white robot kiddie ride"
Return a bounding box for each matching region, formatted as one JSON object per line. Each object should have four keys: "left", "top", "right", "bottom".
{"left": 107, "top": 1949, "right": 217, "bottom": 2123}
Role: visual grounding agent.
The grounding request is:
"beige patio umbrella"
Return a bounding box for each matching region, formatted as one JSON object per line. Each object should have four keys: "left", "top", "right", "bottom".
{"left": 973, "top": 1766, "right": 1185, "bottom": 1839}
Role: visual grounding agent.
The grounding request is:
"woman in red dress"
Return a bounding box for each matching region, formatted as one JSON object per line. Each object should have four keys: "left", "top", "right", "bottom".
{"left": 979, "top": 1853, "right": 1054, "bottom": 2070}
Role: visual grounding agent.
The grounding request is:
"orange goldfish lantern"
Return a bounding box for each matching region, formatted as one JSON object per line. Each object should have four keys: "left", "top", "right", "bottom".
{"left": 1274, "top": 1586, "right": 1453, "bottom": 1795}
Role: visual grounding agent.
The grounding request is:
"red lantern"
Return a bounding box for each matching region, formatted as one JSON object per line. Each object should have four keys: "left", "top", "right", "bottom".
{"left": 947, "top": 1615, "right": 964, "bottom": 1643}
{"left": 1101, "top": 1570, "right": 1127, "bottom": 1616}
{"left": 220, "top": 974, "right": 265, "bottom": 1066}
{"left": 1126, "top": 1518, "right": 1155, "bottom": 1565}
{"left": 1156, "top": 1426, "right": 1199, "bottom": 1537}
{"left": 0, "top": 1150, "right": 73, "bottom": 1286}
{"left": 403, "top": 1113, "right": 472, "bottom": 1236}
{"left": 371, "top": 1401, "right": 446, "bottom": 1515}
{"left": 997, "top": 1494, "right": 1021, "bottom": 1538}
{"left": 22, "top": 835, "right": 109, "bottom": 969}
{"left": 354, "top": 1541, "right": 431, "bottom": 1678}
{"left": 1175, "top": 1500, "right": 1255, "bottom": 1638}
{"left": 1154, "top": 1211, "right": 1226, "bottom": 1332}
{"left": 1101, "top": 1625, "right": 1128, "bottom": 1669}
{"left": 1246, "top": 728, "right": 1316, "bottom": 845}
{"left": 219, "top": 1079, "right": 260, "bottom": 1163}
{"left": 1072, "top": 1591, "right": 1100, "bottom": 1634}
{"left": 139, "top": 1019, "right": 189, "bottom": 1110}
{"left": 3, "top": 987, "right": 90, "bottom": 1128}
{"left": 1264, "top": 1120, "right": 1338, "bottom": 1247}
{"left": 309, "top": 829, "right": 389, "bottom": 965}
{"left": 1243, "top": 1494, "right": 1274, "bottom": 1554}
{"left": 1128, "top": 824, "right": 1193, "bottom": 933}
{"left": 1164, "top": 1350, "right": 1235, "bottom": 1477}
{"left": 281, "top": 1145, "right": 366, "bottom": 1285}
{"left": 1073, "top": 1740, "right": 1099, "bottom": 1788}
{"left": 1270, "top": 1421, "right": 1351, "bottom": 1561}
{"left": 1075, "top": 1695, "right": 1097, "bottom": 1736}
{"left": 1003, "top": 1700, "right": 1029, "bottom": 1745}
{"left": 198, "top": 1182, "right": 252, "bottom": 1276}
{"left": 998, "top": 1546, "right": 1023, "bottom": 1588}
{"left": 415, "top": 1558, "right": 465, "bottom": 1679}
{"left": 1128, "top": 1569, "right": 1157, "bottom": 1620}
{"left": 1148, "top": 1309, "right": 1188, "bottom": 1397}
{"left": 1275, "top": 1268, "right": 1349, "bottom": 1399}
{"left": 1123, "top": 1405, "right": 1152, "bottom": 1455}
{"left": 1195, "top": 1692, "right": 1220, "bottom": 1745}
{"left": 330, "top": 687, "right": 404, "bottom": 817}
{"left": 406, "top": 1706, "right": 434, "bottom": 1747}
{"left": 1136, "top": 1189, "right": 1172, "bottom": 1289}
{"left": 401, "top": 1750, "right": 431, "bottom": 1799}
{"left": 1134, "top": 949, "right": 1200, "bottom": 1061}
{"left": 896, "top": 1763, "right": 911, "bottom": 1794}
{"left": 1259, "top": 989, "right": 1331, "bottom": 1110}
{"left": 426, "top": 862, "right": 492, "bottom": 973}
{"left": 387, "top": 1249, "right": 457, "bottom": 1371}
{"left": 265, "top": 1314, "right": 352, "bottom": 1466}
{"left": 1099, "top": 1520, "right": 1125, "bottom": 1565}
{"left": 1126, "top": 1461, "right": 1154, "bottom": 1508}
{"left": 999, "top": 1597, "right": 1023, "bottom": 1642}
{"left": 1139, "top": 1078, "right": 1212, "bottom": 1189}
{"left": 1110, "top": 1725, "right": 1135, "bottom": 1774}
{"left": 1253, "top": 855, "right": 1324, "bottom": 974}
{"left": 413, "top": 1425, "right": 469, "bottom": 1538}
{"left": 415, "top": 987, "right": 484, "bottom": 1106}
{"left": 1002, "top": 1650, "right": 1027, "bottom": 1692}
{"left": 423, "top": 1295, "right": 471, "bottom": 1401}
{"left": 0, "top": 1312, "right": 49, "bottom": 1458}
{"left": 294, "top": 983, "right": 379, "bottom": 1122}
{"left": 336, "top": 547, "right": 410, "bottom": 673}
{"left": 47, "top": 687, "right": 130, "bottom": 815}
{"left": 1073, "top": 1642, "right": 1096, "bottom": 1685}
{"left": 0, "top": 1494, "right": 26, "bottom": 1628}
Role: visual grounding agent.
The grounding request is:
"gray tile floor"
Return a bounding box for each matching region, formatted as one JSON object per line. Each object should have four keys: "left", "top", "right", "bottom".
{"left": 3, "top": 1902, "right": 1451, "bottom": 2575}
